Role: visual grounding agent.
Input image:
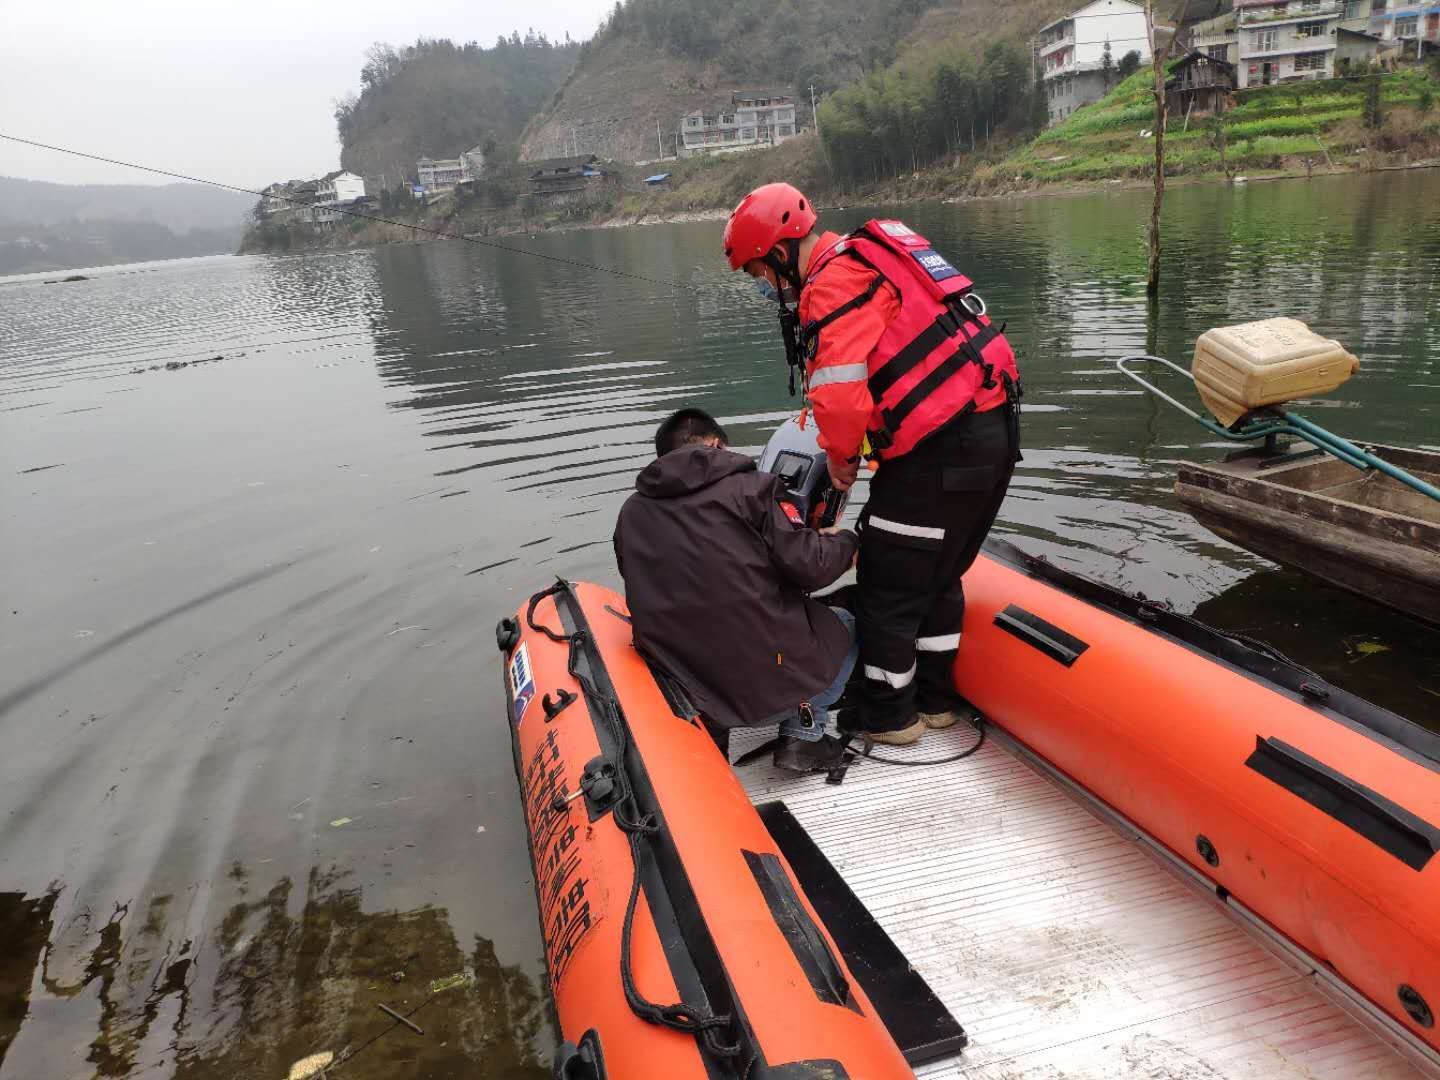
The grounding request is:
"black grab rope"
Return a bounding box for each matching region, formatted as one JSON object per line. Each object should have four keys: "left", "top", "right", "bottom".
{"left": 847, "top": 715, "right": 987, "bottom": 767}
{"left": 525, "top": 583, "right": 748, "bottom": 1070}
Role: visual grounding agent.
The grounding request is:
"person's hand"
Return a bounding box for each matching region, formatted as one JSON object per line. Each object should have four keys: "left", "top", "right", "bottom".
{"left": 828, "top": 455, "right": 859, "bottom": 492}
{"left": 819, "top": 526, "right": 845, "bottom": 536}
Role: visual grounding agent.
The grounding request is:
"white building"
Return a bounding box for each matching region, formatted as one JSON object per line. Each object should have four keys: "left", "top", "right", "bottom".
{"left": 680, "top": 91, "right": 798, "bottom": 157}
{"left": 415, "top": 146, "right": 486, "bottom": 194}
{"left": 1037, "top": 0, "right": 1153, "bottom": 125}
{"left": 1369, "top": 1, "right": 1440, "bottom": 54}
{"left": 316, "top": 171, "right": 365, "bottom": 206}
{"left": 1233, "top": 0, "right": 1349, "bottom": 88}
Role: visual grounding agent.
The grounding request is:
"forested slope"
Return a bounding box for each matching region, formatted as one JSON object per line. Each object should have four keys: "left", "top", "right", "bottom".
{"left": 522, "top": 0, "right": 961, "bottom": 164}
{"left": 335, "top": 34, "right": 580, "bottom": 187}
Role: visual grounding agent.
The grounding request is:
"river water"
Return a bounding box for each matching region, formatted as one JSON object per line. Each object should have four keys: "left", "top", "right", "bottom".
{"left": 2, "top": 169, "right": 1438, "bottom": 1078}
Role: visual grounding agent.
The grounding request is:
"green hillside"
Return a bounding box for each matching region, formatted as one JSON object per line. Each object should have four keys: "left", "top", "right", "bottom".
{"left": 1005, "top": 66, "right": 1440, "bottom": 185}
{"left": 335, "top": 35, "right": 580, "bottom": 188}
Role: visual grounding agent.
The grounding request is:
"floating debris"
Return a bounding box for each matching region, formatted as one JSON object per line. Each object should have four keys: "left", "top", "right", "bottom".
{"left": 329, "top": 817, "right": 353, "bottom": 828}
{"left": 129, "top": 354, "right": 231, "bottom": 375}
{"left": 428, "top": 971, "right": 474, "bottom": 995}
{"left": 377, "top": 1002, "right": 424, "bottom": 1035}
{"left": 43, "top": 274, "right": 90, "bottom": 284}
{"left": 286, "top": 1051, "right": 334, "bottom": 1080}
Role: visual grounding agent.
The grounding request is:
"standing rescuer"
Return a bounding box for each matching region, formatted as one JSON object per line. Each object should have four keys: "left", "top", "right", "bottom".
{"left": 724, "top": 183, "right": 1022, "bottom": 745}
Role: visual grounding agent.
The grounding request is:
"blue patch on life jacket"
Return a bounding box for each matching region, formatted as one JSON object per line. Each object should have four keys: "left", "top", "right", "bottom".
{"left": 912, "top": 248, "right": 961, "bottom": 282}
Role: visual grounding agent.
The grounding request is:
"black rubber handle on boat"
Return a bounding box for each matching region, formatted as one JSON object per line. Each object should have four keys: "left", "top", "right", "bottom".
{"left": 992, "top": 605, "right": 1090, "bottom": 667}
{"left": 1245, "top": 736, "right": 1440, "bottom": 871}
{"left": 742, "top": 850, "right": 854, "bottom": 1011}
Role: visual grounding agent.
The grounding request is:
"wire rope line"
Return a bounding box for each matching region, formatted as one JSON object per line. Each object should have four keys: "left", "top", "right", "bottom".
{"left": 0, "top": 132, "right": 707, "bottom": 292}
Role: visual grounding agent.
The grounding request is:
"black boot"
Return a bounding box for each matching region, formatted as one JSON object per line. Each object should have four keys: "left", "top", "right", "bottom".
{"left": 773, "top": 734, "right": 849, "bottom": 774}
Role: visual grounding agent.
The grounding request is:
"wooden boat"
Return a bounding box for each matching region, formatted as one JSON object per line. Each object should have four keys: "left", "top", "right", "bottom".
{"left": 1116, "top": 325, "right": 1440, "bottom": 628}
{"left": 498, "top": 543, "right": 1440, "bottom": 1079}
{"left": 1176, "top": 442, "right": 1440, "bottom": 627}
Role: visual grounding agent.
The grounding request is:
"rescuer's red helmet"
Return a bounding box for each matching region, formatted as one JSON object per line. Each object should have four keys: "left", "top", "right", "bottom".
{"left": 722, "top": 183, "right": 818, "bottom": 271}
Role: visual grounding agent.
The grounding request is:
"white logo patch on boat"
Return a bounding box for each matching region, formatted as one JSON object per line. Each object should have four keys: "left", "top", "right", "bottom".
{"left": 509, "top": 642, "right": 536, "bottom": 722}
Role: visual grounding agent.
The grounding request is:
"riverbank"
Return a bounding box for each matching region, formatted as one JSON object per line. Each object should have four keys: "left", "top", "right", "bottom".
{"left": 240, "top": 68, "right": 1440, "bottom": 256}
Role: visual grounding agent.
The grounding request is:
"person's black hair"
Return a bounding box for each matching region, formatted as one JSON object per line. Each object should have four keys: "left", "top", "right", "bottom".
{"left": 655, "top": 408, "right": 729, "bottom": 457}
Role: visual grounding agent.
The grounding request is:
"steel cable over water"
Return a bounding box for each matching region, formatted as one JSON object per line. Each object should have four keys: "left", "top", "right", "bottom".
{"left": 0, "top": 132, "right": 708, "bottom": 293}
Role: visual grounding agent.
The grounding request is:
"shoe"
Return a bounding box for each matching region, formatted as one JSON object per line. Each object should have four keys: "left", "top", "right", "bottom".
{"left": 866, "top": 719, "right": 925, "bottom": 746}
{"left": 920, "top": 700, "right": 983, "bottom": 730}
{"left": 773, "top": 734, "right": 850, "bottom": 774}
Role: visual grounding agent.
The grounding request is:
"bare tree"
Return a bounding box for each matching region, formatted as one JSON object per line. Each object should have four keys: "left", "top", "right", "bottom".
{"left": 1145, "top": 0, "right": 1191, "bottom": 298}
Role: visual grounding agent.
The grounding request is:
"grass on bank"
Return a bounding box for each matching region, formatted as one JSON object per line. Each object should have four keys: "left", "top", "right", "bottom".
{"left": 1005, "top": 66, "right": 1440, "bottom": 184}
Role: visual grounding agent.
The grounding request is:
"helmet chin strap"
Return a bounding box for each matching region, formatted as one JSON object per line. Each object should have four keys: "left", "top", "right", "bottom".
{"left": 763, "top": 237, "right": 804, "bottom": 299}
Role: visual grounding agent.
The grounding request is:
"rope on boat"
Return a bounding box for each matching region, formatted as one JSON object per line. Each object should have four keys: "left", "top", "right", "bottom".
{"left": 526, "top": 582, "right": 750, "bottom": 1072}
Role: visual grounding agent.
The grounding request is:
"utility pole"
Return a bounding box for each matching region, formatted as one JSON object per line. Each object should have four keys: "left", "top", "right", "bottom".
{"left": 657, "top": 116, "right": 664, "bottom": 158}
{"left": 809, "top": 84, "right": 822, "bottom": 138}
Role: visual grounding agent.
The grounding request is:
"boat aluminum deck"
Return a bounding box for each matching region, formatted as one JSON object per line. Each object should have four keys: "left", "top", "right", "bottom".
{"left": 733, "top": 724, "right": 1440, "bottom": 1080}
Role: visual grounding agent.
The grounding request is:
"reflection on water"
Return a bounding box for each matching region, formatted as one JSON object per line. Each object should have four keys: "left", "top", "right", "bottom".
{"left": 1, "top": 169, "right": 1437, "bottom": 1076}
{"left": 0, "top": 874, "right": 546, "bottom": 1079}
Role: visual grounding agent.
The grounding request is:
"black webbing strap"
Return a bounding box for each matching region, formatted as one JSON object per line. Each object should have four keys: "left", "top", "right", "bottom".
{"left": 871, "top": 321, "right": 1004, "bottom": 444}
{"left": 525, "top": 583, "right": 748, "bottom": 1070}
{"left": 800, "top": 271, "right": 885, "bottom": 348}
{"left": 867, "top": 317, "right": 951, "bottom": 399}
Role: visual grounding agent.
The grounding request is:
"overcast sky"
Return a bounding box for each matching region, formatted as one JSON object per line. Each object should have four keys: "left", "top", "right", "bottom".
{"left": 0, "top": 0, "right": 614, "bottom": 189}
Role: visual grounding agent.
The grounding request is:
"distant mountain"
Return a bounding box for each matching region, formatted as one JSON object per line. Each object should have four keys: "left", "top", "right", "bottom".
{"left": 0, "top": 176, "right": 250, "bottom": 274}
{"left": 0, "top": 176, "right": 253, "bottom": 234}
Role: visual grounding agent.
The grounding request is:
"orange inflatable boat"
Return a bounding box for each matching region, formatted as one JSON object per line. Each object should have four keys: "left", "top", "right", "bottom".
{"left": 957, "top": 540, "right": 1440, "bottom": 1051}
{"left": 499, "top": 437, "right": 1440, "bottom": 1078}
{"left": 497, "top": 580, "right": 920, "bottom": 1079}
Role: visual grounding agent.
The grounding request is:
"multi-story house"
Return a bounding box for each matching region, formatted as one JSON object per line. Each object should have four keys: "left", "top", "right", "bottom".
{"left": 1234, "top": 0, "right": 1347, "bottom": 87}
{"left": 1036, "top": 0, "right": 1153, "bottom": 125}
{"left": 679, "top": 91, "right": 798, "bottom": 157}
{"left": 316, "top": 171, "right": 365, "bottom": 206}
{"left": 415, "top": 146, "right": 487, "bottom": 194}
{"left": 310, "top": 171, "right": 366, "bottom": 224}
{"left": 1369, "top": 0, "right": 1440, "bottom": 54}
{"left": 1191, "top": 10, "right": 1240, "bottom": 63}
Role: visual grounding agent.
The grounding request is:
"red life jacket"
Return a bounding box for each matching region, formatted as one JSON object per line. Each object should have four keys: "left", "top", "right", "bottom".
{"left": 803, "top": 220, "right": 1021, "bottom": 460}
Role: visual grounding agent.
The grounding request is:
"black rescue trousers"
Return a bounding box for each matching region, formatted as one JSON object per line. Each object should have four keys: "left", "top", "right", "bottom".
{"left": 856, "top": 402, "right": 1021, "bottom": 733}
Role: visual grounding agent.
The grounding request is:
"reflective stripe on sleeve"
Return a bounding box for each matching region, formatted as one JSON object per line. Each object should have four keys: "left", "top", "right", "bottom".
{"left": 807, "top": 362, "right": 871, "bottom": 390}
{"left": 916, "top": 633, "right": 961, "bottom": 652}
{"left": 863, "top": 663, "right": 916, "bottom": 688}
{"left": 867, "top": 515, "right": 946, "bottom": 541}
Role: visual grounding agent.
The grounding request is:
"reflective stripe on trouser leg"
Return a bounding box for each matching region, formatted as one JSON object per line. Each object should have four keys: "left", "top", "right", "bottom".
{"left": 917, "top": 553, "right": 967, "bottom": 716}
{"left": 915, "top": 633, "right": 960, "bottom": 652}
{"left": 856, "top": 513, "right": 940, "bottom": 734}
{"left": 862, "top": 662, "right": 916, "bottom": 688}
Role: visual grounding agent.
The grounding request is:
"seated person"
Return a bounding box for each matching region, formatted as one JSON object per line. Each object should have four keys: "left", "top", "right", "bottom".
{"left": 614, "top": 408, "right": 858, "bottom": 773}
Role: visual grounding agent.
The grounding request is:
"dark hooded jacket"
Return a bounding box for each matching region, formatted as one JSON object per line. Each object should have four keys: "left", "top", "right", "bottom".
{"left": 614, "top": 446, "right": 858, "bottom": 730}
